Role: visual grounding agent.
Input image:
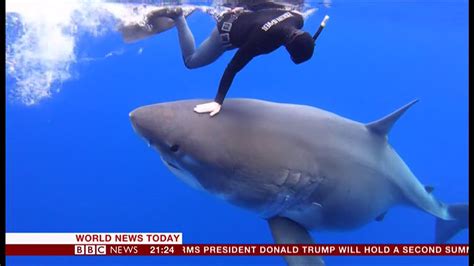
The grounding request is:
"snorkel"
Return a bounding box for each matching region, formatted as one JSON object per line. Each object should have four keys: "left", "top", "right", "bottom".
{"left": 286, "top": 15, "right": 330, "bottom": 64}
{"left": 313, "top": 15, "right": 330, "bottom": 42}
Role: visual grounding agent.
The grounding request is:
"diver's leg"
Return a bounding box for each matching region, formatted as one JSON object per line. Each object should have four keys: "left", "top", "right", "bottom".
{"left": 174, "top": 16, "right": 226, "bottom": 69}
{"left": 173, "top": 16, "right": 196, "bottom": 63}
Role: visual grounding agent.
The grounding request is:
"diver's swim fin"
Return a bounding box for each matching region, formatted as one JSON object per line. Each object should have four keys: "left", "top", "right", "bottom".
{"left": 119, "top": 7, "right": 196, "bottom": 43}
{"left": 268, "top": 216, "right": 325, "bottom": 266}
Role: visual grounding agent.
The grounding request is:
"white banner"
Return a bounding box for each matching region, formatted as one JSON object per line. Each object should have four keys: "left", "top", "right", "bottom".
{"left": 6, "top": 233, "right": 183, "bottom": 244}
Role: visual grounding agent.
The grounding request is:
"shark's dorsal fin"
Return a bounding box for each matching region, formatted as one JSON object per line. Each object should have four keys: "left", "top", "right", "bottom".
{"left": 366, "top": 99, "right": 419, "bottom": 136}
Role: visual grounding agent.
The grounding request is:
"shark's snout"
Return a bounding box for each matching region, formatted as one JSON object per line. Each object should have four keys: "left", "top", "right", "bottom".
{"left": 129, "top": 106, "right": 161, "bottom": 143}
{"left": 129, "top": 108, "right": 146, "bottom": 138}
{"left": 129, "top": 104, "right": 178, "bottom": 148}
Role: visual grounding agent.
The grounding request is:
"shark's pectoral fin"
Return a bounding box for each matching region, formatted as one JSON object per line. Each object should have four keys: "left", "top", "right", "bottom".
{"left": 268, "top": 216, "right": 325, "bottom": 266}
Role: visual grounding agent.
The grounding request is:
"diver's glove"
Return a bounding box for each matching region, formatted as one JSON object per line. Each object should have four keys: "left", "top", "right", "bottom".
{"left": 194, "top": 102, "right": 222, "bottom": 117}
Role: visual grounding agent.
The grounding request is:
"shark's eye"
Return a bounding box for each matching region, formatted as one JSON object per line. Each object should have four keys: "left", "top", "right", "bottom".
{"left": 170, "top": 144, "right": 180, "bottom": 152}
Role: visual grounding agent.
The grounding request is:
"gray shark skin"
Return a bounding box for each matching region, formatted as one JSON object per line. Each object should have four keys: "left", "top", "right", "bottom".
{"left": 129, "top": 99, "right": 468, "bottom": 266}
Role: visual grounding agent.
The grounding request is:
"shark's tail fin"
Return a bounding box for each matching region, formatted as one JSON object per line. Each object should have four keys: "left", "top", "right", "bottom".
{"left": 435, "top": 203, "right": 469, "bottom": 243}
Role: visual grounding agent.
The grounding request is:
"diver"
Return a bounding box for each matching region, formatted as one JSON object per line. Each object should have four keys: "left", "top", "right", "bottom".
{"left": 124, "top": 1, "right": 329, "bottom": 116}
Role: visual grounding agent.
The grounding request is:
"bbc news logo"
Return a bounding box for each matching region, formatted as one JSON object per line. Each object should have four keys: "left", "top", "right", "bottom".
{"left": 75, "top": 245, "right": 106, "bottom": 255}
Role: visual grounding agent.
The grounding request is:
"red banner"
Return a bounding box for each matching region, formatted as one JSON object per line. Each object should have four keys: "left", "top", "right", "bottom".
{"left": 6, "top": 244, "right": 469, "bottom": 256}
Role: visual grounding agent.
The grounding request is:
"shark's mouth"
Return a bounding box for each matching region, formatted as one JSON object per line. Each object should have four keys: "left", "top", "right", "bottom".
{"left": 161, "top": 156, "right": 205, "bottom": 192}
{"left": 165, "top": 161, "right": 181, "bottom": 170}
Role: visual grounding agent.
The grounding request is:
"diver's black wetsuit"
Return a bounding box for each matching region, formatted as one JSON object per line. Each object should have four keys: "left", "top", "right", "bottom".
{"left": 214, "top": 3, "right": 304, "bottom": 104}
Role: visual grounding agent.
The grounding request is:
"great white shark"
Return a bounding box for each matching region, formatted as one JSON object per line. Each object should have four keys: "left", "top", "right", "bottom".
{"left": 129, "top": 99, "right": 468, "bottom": 266}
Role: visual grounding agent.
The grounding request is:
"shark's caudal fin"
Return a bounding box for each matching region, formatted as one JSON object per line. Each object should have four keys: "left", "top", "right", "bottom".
{"left": 435, "top": 203, "right": 469, "bottom": 243}
{"left": 366, "top": 100, "right": 419, "bottom": 136}
{"left": 268, "top": 217, "right": 325, "bottom": 266}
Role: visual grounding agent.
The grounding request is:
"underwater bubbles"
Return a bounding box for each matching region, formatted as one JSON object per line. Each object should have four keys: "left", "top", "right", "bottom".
{"left": 5, "top": 0, "right": 116, "bottom": 105}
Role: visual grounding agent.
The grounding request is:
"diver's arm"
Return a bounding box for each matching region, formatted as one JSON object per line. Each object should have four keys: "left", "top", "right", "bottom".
{"left": 214, "top": 47, "right": 255, "bottom": 105}
{"left": 194, "top": 47, "right": 255, "bottom": 116}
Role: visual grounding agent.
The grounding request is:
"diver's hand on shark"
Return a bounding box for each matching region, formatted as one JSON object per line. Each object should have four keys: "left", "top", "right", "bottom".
{"left": 194, "top": 102, "right": 221, "bottom": 117}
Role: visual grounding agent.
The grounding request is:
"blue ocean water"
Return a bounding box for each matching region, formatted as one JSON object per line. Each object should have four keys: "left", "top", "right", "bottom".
{"left": 5, "top": 0, "right": 468, "bottom": 265}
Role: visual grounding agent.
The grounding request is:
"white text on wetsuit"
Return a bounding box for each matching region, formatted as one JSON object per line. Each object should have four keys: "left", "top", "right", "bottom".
{"left": 261, "top": 12, "right": 294, "bottom": 32}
